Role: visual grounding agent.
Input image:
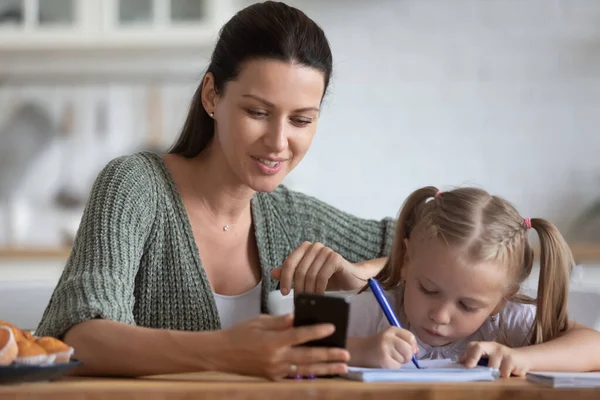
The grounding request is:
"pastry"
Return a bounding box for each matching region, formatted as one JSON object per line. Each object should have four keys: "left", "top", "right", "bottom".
{"left": 14, "top": 339, "right": 55, "bottom": 365}
{"left": 0, "top": 320, "right": 25, "bottom": 342}
{"left": 21, "top": 330, "right": 35, "bottom": 341}
{"left": 0, "top": 326, "right": 18, "bottom": 366}
{"left": 35, "top": 337, "right": 74, "bottom": 363}
{"left": 0, "top": 321, "right": 73, "bottom": 366}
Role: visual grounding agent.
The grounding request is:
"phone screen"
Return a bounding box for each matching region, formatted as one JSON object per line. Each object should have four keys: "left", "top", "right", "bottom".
{"left": 292, "top": 293, "right": 350, "bottom": 348}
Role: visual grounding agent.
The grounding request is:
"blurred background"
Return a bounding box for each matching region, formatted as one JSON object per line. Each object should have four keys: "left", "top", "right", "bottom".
{"left": 0, "top": 0, "right": 599, "bottom": 330}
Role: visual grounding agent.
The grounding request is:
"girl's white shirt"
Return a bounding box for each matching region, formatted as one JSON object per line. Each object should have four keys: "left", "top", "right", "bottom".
{"left": 347, "top": 288, "right": 536, "bottom": 360}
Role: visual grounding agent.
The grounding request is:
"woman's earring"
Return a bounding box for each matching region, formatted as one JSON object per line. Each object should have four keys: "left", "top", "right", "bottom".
{"left": 490, "top": 315, "right": 497, "bottom": 322}
{"left": 209, "top": 112, "right": 214, "bottom": 118}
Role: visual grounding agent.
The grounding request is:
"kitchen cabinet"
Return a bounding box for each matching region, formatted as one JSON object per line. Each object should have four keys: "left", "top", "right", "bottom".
{"left": 0, "top": 0, "right": 233, "bottom": 51}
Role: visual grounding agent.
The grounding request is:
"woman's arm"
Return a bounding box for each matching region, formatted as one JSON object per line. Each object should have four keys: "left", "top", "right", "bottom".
{"left": 65, "top": 314, "right": 351, "bottom": 379}
{"left": 294, "top": 193, "right": 396, "bottom": 263}
{"left": 64, "top": 319, "right": 220, "bottom": 376}
{"left": 35, "top": 155, "right": 155, "bottom": 339}
{"left": 268, "top": 187, "right": 395, "bottom": 294}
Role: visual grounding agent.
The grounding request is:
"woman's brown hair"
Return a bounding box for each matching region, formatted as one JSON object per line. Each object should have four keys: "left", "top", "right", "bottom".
{"left": 372, "top": 186, "right": 574, "bottom": 344}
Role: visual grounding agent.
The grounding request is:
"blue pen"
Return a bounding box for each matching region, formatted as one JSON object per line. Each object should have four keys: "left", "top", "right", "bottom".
{"left": 368, "top": 277, "right": 423, "bottom": 369}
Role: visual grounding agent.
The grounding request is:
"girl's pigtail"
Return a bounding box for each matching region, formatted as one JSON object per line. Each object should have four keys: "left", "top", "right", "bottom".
{"left": 530, "top": 218, "right": 574, "bottom": 344}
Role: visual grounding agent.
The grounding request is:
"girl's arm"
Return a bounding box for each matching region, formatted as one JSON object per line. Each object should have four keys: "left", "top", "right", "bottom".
{"left": 346, "top": 329, "right": 419, "bottom": 369}
{"left": 460, "top": 321, "right": 600, "bottom": 376}
{"left": 518, "top": 322, "right": 600, "bottom": 372}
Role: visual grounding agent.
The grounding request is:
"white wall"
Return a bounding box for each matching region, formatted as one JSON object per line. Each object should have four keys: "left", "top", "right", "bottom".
{"left": 275, "top": 0, "right": 600, "bottom": 233}
{"left": 2, "top": 0, "right": 600, "bottom": 247}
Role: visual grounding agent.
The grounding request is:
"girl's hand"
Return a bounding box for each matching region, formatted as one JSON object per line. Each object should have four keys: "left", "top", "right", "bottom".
{"left": 348, "top": 327, "right": 419, "bottom": 369}
{"left": 459, "top": 341, "right": 531, "bottom": 378}
{"left": 270, "top": 241, "right": 365, "bottom": 295}
{"left": 212, "top": 313, "right": 350, "bottom": 380}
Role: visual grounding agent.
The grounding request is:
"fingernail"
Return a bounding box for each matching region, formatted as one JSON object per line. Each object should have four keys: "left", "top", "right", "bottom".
{"left": 282, "top": 288, "right": 289, "bottom": 295}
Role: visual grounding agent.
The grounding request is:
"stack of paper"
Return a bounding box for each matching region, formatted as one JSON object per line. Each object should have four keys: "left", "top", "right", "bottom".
{"left": 343, "top": 359, "right": 498, "bottom": 383}
{"left": 526, "top": 372, "right": 600, "bottom": 388}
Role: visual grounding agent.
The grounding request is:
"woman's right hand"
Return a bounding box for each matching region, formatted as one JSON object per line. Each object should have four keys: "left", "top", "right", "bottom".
{"left": 347, "top": 327, "right": 419, "bottom": 369}
{"left": 209, "top": 313, "right": 350, "bottom": 380}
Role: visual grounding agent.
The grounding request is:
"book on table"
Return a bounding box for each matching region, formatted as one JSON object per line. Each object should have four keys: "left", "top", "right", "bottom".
{"left": 343, "top": 358, "right": 498, "bottom": 383}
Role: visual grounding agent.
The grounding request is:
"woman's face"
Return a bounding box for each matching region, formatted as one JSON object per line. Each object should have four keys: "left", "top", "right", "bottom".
{"left": 203, "top": 58, "right": 325, "bottom": 193}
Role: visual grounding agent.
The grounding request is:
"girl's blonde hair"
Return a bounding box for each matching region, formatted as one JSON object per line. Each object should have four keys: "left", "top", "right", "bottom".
{"left": 373, "top": 186, "right": 574, "bottom": 345}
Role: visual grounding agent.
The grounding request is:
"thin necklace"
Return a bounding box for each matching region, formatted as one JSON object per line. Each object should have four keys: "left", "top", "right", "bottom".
{"left": 199, "top": 196, "right": 247, "bottom": 233}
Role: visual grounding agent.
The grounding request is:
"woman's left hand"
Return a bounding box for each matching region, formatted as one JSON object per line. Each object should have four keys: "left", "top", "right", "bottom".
{"left": 459, "top": 341, "right": 531, "bottom": 378}
{"left": 270, "top": 241, "right": 369, "bottom": 295}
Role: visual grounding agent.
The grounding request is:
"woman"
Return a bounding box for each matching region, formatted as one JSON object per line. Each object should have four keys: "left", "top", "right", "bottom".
{"left": 36, "top": 1, "right": 395, "bottom": 380}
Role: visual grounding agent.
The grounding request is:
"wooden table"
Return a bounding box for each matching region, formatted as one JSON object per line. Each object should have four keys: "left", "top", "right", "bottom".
{"left": 0, "top": 372, "right": 599, "bottom": 400}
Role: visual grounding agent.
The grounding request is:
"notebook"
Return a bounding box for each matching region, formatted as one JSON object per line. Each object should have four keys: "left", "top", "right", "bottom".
{"left": 343, "top": 358, "right": 498, "bottom": 383}
{"left": 526, "top": 372, "right": 600, "bottom": 388}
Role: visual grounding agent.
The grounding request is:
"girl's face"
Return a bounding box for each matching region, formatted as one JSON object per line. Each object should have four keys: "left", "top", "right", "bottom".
{"left": 402, "top": 237, "right": 511, "bottom": 346}
{"left": 203, "top": 58, "right": 324, "bottom": 193}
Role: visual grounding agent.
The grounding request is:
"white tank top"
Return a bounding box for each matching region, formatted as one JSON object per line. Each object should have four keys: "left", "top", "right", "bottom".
{"left": 213, "top": 280, "right": 262, "bottom": 329}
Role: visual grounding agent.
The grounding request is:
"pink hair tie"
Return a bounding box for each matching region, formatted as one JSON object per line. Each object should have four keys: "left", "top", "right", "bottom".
{"left": 524, "top": 218, "right": 532, "bottom": 230}
{"left": 434, "top": 190, "right": 443, "bottom": 199}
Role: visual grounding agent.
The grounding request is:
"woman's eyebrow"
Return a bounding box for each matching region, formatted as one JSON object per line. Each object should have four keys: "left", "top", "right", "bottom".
{"left": 242, "top": 94, "right": 320, "bottom": 112}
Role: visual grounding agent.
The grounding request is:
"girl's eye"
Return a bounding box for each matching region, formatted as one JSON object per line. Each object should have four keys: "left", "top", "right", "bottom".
{"left": 459, "top": 303, "right": 478, "bottom": 313}
{"left": 419, "top": 284, "right": 437, "bottom": 295}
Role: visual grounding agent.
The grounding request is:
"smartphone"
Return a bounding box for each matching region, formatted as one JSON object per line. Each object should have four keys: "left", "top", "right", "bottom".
{"left": 292, "top": 293, "right": 350, "bottom": 348}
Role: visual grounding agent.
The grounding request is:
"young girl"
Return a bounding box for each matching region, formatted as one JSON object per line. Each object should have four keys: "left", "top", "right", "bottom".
{"left": 346, "top": 186, "right": 600, "bottom": 377}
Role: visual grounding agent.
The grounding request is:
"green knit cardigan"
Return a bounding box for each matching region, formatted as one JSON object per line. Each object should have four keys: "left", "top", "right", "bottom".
{"left": 36, "top": 151, "right": 395, "bottom": 338}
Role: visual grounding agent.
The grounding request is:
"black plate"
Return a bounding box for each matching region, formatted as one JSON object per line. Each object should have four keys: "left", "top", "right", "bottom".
{"left": 0, "top": 360, "right": 81, "bottom": 384}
